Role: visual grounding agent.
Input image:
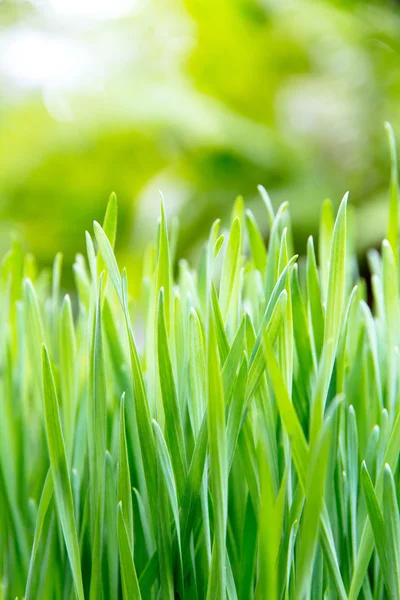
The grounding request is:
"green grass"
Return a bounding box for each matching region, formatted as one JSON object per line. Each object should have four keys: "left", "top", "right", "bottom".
{"left": 2, "top": 131, "right": 400, "bottom": 599}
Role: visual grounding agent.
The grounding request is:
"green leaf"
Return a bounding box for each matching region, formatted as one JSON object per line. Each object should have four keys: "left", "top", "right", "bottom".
{"left": 118, "top": 394, "right": 134, "bottom": 552}
{"left": 157, "top": 287, "right": 187, "bottom": 500}
{"left": 206, "top": 311, "right": 228, "bottom": 600}
{"left": 219, "top": 217, "right": 241, "bottom": 323}
{"left": 42, "top": 344, "right": 84, "bottom": 600}
{"left": 361, "top": 461, "right": 394, "bottom": 598}
{"left": 25, "top": 471, "right": 53, "bottom": 600}
{"left": 58, "top": 294, "right": 77, "bottom": 459}
{"left": 257, "top": 184, "right": 275, "bottom": 228}
{"left": 383, "top": 464, "right": 400, "bottom": 599}
{"left": 306, "top": 236, "right": 324, "bottom": 359}
{"left": 319, "top": 198, "right": 334, "bottom": 301}
{"left": 296, "top": 399, "right": 340, "bottom": 599}
{"left": 152, "top": 419, "right": 183, "bottom": 580}
{"left": 118, "top": 502, "right": 142, "bottom": 600}
{"left": 385, "top": 122, "right": 399, "bottom": 262}
{"left": 245, "top": 209, "right": 267, "bottom": 273}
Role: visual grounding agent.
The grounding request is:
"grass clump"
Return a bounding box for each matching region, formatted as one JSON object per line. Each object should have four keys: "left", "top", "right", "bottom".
{"left": 2, "top": 131, "right": 400, "bottom": 599}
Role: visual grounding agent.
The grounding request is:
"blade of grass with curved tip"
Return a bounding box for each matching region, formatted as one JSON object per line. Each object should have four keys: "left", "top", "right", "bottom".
{"left": 264, "top": 203, "right": 289, "bottom": 300}
{"left": 51, "top": 252, "right": 62, "bottom": 353}
{"left": 219, "top": 217, "right": 241, "bottom": 324}
{"left": 347, "top": 405, "right": 359, "bottom": 567}
{"left": 199, "top": 218, "right": 220, "bottom": 316}
{"left": 95, "top": 223, "right": 157, "bottom": 530}
{"left": 306, "top": 236, "right": 324, "bottom": 360}
{"left": 250, "top": 254, "right": 297, "bottom": 374}
{"left": 42, "top": 344, "right": 84, "bottom": 600}
{"left": 257, "top": 184, "right": 275, "bottom": 228}
{"left": 245, "top": 209, "right": 267, "bottom": 273}
{"left": 85, "top": 231, "right": 97, "bottom": 285}
{"left": 311, "top": 194, "right": 347, "bottom": 446}
{"left": 157, "top": 199, "right": 173, "bottom": 334}
{"left": 385, "top": 122, "right": 399, "bottom": 262}
{"left": 245, "top": 289, "right": 287, "bottom": 404}
{"left": 23, "top": 279, "right": 45, "bottom": 395}
{"left": 262, "top": 330, "right": 308, "bottom": 482}
{"left": 25, "top": 470, "right": 53, "bottom": 600}
{"left": 319, "top": 198, "right": 334, "bottom": 301}
{"left": 323, "top": 193, "right": 348, "bottom": 361}
{"left": 211, "top": 282, "right": 230, "bottom": 363}
{"left": 157, "top": 288, "right": 187, "bottom": 501}
{"left": 93, "top": 220, "right": 123, "bottom": 306}
{"left": 222, "top": 313, "right": 246, "bottom": 399}
{"left": 97, "top": 192, "right": 117, "bottom": 278}
{"left": 118, "top": 502, "right": 142, "bottom": 600}
{"left": 59, "top": 294, "right": 77, "bottom": 461}
{"left": 189, "top": 307, "right": 206, "bottom": 436}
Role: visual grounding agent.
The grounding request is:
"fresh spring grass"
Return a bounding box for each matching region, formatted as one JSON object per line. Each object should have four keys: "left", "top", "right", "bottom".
{"left": 2, "top": 129, "right": 400, "bottom": 600}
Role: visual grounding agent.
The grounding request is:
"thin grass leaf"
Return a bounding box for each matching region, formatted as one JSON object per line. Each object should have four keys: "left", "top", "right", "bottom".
{"left": 42, "top": 344, "right": 84, "bottom": 600}
{"left": 206, "top": 311, "right": 228, "bottom": 600}
{"left": 25, "top": 470, "right": 53, "bottom": 600}
{"left": 157, "top": 287, "right": 187, "bottom": 500}
{"left": 118, "top": 393, "right": 134, "bottom": 552}
{"left": 219, "top": 217, "right": 241, "bottom": 323}
{"left": 361, "top": 461, "right": 394, "bottom": 598}
{"left": 385, "top": 122, "right": 399, "bottom": 262}
{"left": 118, "top": 502, "right": 142, "bottom": 600}
{"left": 383, "top": 464, "right": 400, "bottom": 598}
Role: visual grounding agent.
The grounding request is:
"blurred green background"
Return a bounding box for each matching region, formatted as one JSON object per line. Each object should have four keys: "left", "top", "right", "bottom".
{"left": 1, "top": 0, "right": 400, "bottom": 286}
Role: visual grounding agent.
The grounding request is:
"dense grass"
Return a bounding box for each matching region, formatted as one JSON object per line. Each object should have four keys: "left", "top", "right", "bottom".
{"left": 2, "top": 129, "right": 400, "bottom": 599}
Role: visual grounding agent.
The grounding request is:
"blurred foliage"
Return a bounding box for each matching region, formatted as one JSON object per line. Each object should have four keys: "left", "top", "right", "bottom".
{"left": 1, "top": 0, "right": 400, "bottom": 287}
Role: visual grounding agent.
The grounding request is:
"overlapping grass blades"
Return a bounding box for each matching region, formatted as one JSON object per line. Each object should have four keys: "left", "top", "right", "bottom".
{"left": 1, "top": 132, "right": 400, "bottom": 598}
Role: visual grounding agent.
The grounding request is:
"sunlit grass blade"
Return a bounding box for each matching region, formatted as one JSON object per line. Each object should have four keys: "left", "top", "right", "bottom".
{"left": 385, "top": 121, "right": 399, "bottom": 262}
{"left": 118, "top": 393, "right": 134, "bottom": 551}
{"left": 319, "top": 198, "right": 334, "bottom": 301}
{"left": 42, "top": 344, "right": 84, "bottom": 600}
{"left": 295, "top": 398, "right": 340, "bottom": 599}
{"left": 157, "top": 287, "right": 187, "bottom": 500}
{"left": 219, "top": 216, "right": 241, "bottom": 323}
{"left": 152, "top": 419, "right": 183, "bottom": 586}
{"left": 206, "top": 311, "right": 227, "bottom": 600}
{"left": 245, "top": 209, "right": 267, "bottom": 273}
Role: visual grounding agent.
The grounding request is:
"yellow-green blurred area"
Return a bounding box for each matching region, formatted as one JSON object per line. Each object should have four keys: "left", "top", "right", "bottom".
{"left": 1, "top": 0, "right": 400, "bottom": 288}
